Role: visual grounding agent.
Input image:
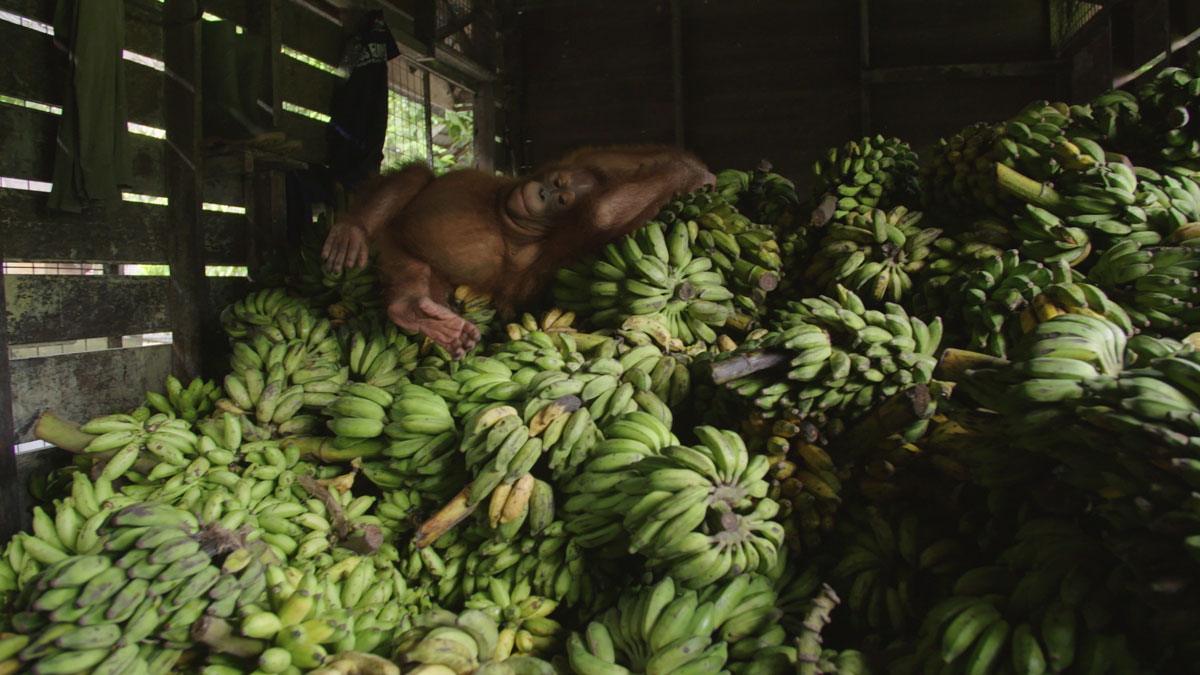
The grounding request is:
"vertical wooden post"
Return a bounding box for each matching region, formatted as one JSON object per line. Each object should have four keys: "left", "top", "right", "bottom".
{"left": 103, "top": 264, "right": 124, "bottom": 348}
{"left": 670, "top": 0, "right": 685, "bottom": 148}
{"left": 247, "top": 0, "right": 284, "bottom": 129}
{"left": 858, "top": 0, "right": 871, "bottom": 137}
{"left": 164, "top": 0, "right": 209, "bottom": 381}
{"left": 0, "top": 241, "right": 22, "bottom": 541}
{"left": 423, "top": 69, "right": 435, "bottom": 168}
{"left": 473, "top": 81, "right": 496, "bottom": 172}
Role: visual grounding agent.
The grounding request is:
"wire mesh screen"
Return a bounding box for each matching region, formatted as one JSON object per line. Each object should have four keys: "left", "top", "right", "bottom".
{"left": 383, "top": 56, "right": 476, "bottom": 173}
{"left": 1050, "top": 0, "right": 1103, "bottom": 52}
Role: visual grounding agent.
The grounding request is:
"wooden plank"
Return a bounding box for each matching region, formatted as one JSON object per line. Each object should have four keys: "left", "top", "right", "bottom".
{"left": 868, "top": 0, "right": 1049, "bottom": 68}
{"left": 0, "top": 107, "right": 167, "bottom": 196}
{"left": 278, "top": 55, "right": 340, "bottom": 118}
{"left": 1, "top": 18, "right": 65, "bottom": 107}
{"left": 280, "top": 0, "right": 347, "bottom": 69}
{"left": 125, "top": 9, "right": 165, "bottom": 61}
{"left": 5, "top": 276, "right": 170, "bottom": 345}
{"left": 164, "top": 0, "right": 210, "bottom": 382}
{"left": 0, "top": 191, "right": 251, "bottom": 265}
{"left": 0, "top": 273, "right": 250, "bottom": 345}
{"left": 0, "top": 238, "right": 22, "bottom": 541}
{"left": 10, "top": 344, "right": 172, "bottom": 443}
{"left": 2, "top": 13, "right": 163, "bottom": 122}
{"left": 202, "top": 171, "right": 246, "bottom": 209}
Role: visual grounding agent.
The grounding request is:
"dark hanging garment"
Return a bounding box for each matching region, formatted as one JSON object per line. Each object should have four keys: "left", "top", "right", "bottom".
{"left": 48, "top": 0, "right": 133, "bottom": 213}
{"left": 326, "top": 10, "right": 400, "bottom": 189}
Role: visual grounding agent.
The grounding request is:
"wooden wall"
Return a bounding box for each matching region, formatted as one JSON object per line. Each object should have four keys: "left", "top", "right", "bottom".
{"left": 510, "top": 0, "right": 1060, "bottom": 195}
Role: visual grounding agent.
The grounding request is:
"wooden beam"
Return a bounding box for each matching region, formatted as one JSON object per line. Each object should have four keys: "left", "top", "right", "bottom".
{"left": 859, "top": 0, "right": 870, "bottom": 137}
{"left": 861, "top": 60, "right": 1062, "bottom": 84}
{"left": 473, "top": 82, "right": 496, "bottom": 172}
{"left": 4, "top": 276, "right": 248, "bottom": 345}
{"left": 248, "top": 0, "right": 286, "bottom": 129}
{"left": 164, "top": 0, "right": 210, "bottom": 381}
{"left": 10, "top": 345, "right": 173, "bottom": 444}
{"left": 0, "top": 191, "right": 250, "bottom": 265}
{"left": 670, "top": 0, "right": 685, "bottom": 148}
{"left": 0, "top": 238, "right": 22, "bottom": 542}
{"left": 424, "top": 68, "right": 435, "bottom": 167}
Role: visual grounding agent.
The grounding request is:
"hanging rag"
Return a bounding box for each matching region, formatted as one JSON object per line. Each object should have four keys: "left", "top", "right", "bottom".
{"left": 48, "top": 0, "right": 133, "bottom": 213}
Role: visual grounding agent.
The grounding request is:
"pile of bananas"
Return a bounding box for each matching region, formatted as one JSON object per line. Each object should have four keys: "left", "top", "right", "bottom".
{"left": 716, "top": 285, "right": 942, "bottom": 432}
{"left": 802, "top": 206, "right": 943, "bottom": 304}
{"left": 811, "top": 135, "right": 921, "bottom": 217}
{"left": 2, "top": 502, "right": 247, "bottom": 675}
{"left": 30, "top": 68, "right": 1200, "bottom": 675}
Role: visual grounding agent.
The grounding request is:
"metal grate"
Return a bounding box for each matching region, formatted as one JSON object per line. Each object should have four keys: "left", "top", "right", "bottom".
{"left": 1050, "top": 0, "right": 1103, "bottom": 53}
{"left": 382, "top": 57, "right": 476, "bottom": 173}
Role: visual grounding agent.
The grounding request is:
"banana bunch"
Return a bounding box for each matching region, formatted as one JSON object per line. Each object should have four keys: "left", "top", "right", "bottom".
{"left": 391, "top": 607, "right": 555, "bottom": 674}
{"left": 944, "top": 250, "right": 1072, "bottom": 357}
{"left": 762, "top": 418, "right": 844, "bottom": 551}
{"left": 485, "top": 475, "right": 554, "bottom": 535}
{"left": 1134, "top": 165, "right": 1200, "bottom": 239}
{"left": 618, "top": 426, "right": 784, "bottom": 587}
{"left": 920, "top": 102, "right": 1081, "bottom": 222}
{"left": 1021, "top": 280, "right": 1136, "bottom": 337}
{"left": 1087, "top": 238, "right": 1200, "bottom": 335}
{"left": 354, "top": 392, "right": 463, "bottom": 501}
{"left": 440, "top": 354, "right": 529, "bottom": 420}
{"left": 827, "top": 504, "right": 930, "bottom": 636}
{"left": 79, "top": 411, "right": 208, "bottom": 483}
{"left": 224, "top": 312, "right": 346, "bottom": 414}
{"left": 715, "top": 167, "right": 803, "bottom": 233}
{"left": 1136, "top": 60, "right": 1200, "bottom": 165}
{"left": 562, "top": 410, "right": 677, "bottom": 549}
{"left": 720, "top": 285, "right": 942, "bottom": 430}
{"left": 213, "top": 558, "right": 421, "bottom": 671}
{"left": 553, "top": 218, "right": 735, "bottom": 345}
{"left": 460, "top": 520, "right": 592, "bottom": 608}
{"left": 958, "top": 313, "right": 1127, "bottom": 414}
{"left": 505, "top": 307, "right": 578, "bottom": 342}
{"left": 324, "top": 381, "right": 396, "bottom": 442}
{"left": 374, "top": 486, "right": 431, "bottom": 535}
{"left": 395, "top": 526, "right": 476, "bottom": 606}
{"left": 812, "top": 135, "right": 921, "bottom": 218}
{"left": 219, "top": 287, "right": 309, "bottom": 339}
{"left": 4, "top": 502, "right": 249, "bottom": 675}
{"left": 580, "top": 577, "right": 730, "bottom": 675}
{"left": 459, "top": 405, "right": 544, "bottom": 508}
{"left": 802, "top": 205, "right": 942, "bottom": 304}
{"left": 789, "top": 585, "right": 872, "bottom": 675}
{"left": 447, "top": 284, "right": 498, "bottom": 338}
{"left": 892, "top": 516, "right": 1143, "bottom": 675}
{"left": 463, "top": 580, "right": 567, "bottom": 660}
{"left": 343, "top": 324, "right": 420, "bottom": 390}
{"left": 144, "top": 374, "right": 219, "bottom": 422}
{"left": 1066, "top": 88, "right": 1143, "bottom": 151}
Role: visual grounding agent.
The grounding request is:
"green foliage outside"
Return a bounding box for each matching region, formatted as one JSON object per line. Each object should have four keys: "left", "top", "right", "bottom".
{"left": 382, "top": 89, "right": 474, "bottom": 174}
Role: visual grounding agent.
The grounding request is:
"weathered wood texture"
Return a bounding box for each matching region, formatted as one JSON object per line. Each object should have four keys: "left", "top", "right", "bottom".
{"left": 164, "top": 0, "right": 210, "bottom": 382}
{"left": 5, "top": 276, "right": 249, "bottom": 346}
{"left": 0, "top": 240, "right": 22, "bottom": 543}
{"left": 0, "top": 191, "right": 250, "bottom": 265}
{"left": 1, "top": 107, "right": 169, "bottom": 196}
{"left": 9, "top": 345, "right": 173, "bottom": 443}
{"left": 512, "top": 0, "right": 1062, "bottom": 194}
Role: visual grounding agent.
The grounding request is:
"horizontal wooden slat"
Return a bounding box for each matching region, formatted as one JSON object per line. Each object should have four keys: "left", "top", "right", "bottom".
{"left": 6, "top": 276, "right": 168, "bottom": 344}
{"left": 5, "top": 275, "right": 250, "bottom": 345}
{"left": 10, "top": 344, "right": 172, "bottom": 443}
{"left": 280, "top": 0, "right": 347, "bottom": 70}
{"left": 2, "top": 13, "right": 164, "bottom": 119}
{"left": 1, "top": 106, "right": 167, "bottom": 196}
{"left": 0, "top": 191, "right": 251, "bottom": 265}
{"left": 280, "top": 112, "right": 329, "bottom": 165}
{"left": 279, "top": 55, "right": 340, "bottom": 118}
{"left": 2, "top": 18, "right": 64, "bottom": 107}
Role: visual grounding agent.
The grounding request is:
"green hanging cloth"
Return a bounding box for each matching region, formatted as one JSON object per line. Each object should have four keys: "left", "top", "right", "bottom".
{"left": 48, "top": 0, "right": 133, "bottom": 213}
